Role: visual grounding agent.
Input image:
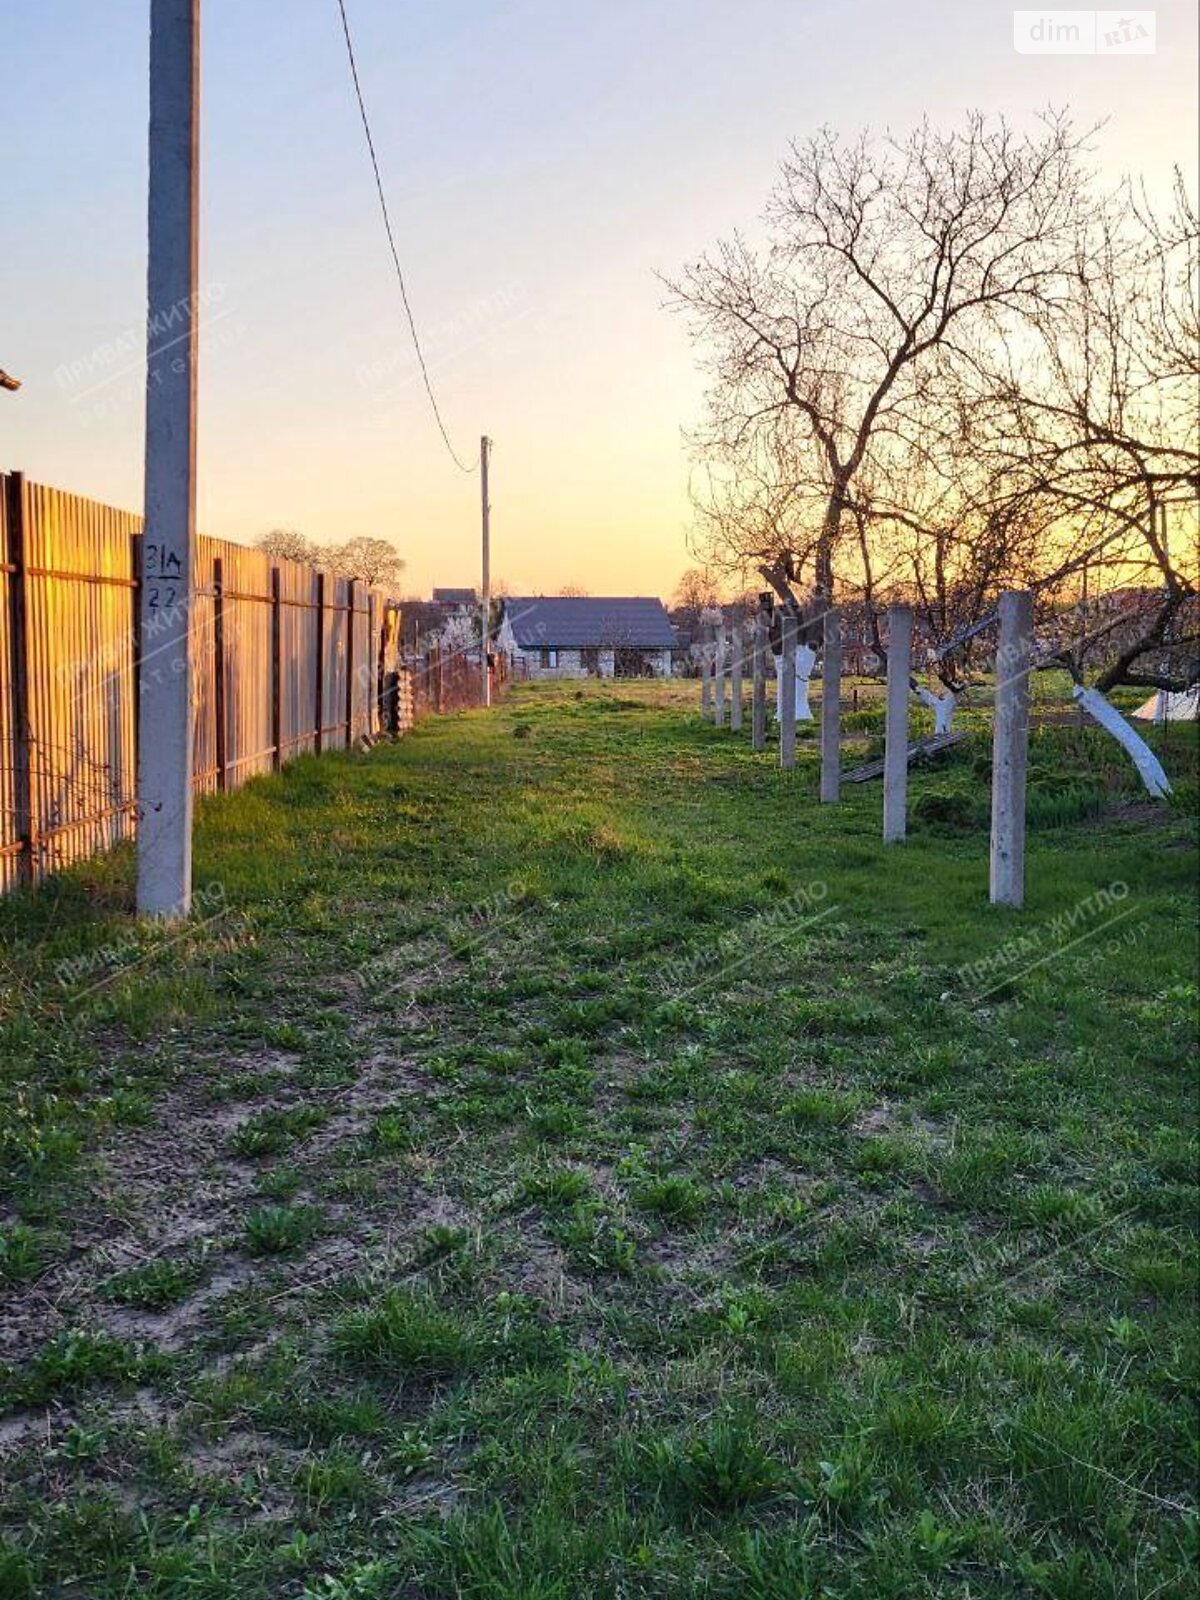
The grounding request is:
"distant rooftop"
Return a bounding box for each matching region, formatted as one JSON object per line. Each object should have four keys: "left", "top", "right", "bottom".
{"left": 502, "top": 596, "right": 677, "bottom": 649}
{"left": 432, "top": 587, "right": 477, "bottom": 606}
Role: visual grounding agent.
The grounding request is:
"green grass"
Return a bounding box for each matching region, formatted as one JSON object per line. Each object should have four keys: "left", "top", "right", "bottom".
{"left": 330, "top": 1287, "right": 476, "bottom": 1378}
{"left": 230, "top": 1104, "right": 326, "bottom": 1158}
{"left": 243, "top": 1202, "right": 324, "bottom": 1256}
{"left": 100, "top": 1254, "right": 207, "bottom": 1309}
{"left": 0, "top": 677, "right": 1196, "bottom": 1598}
{"left": 0, "top": 1222, "right": 45, "bottom": 1284}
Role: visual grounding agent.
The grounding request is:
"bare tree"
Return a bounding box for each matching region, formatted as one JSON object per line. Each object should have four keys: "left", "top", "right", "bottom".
{"left": 671, "top": 566, "right": 724, "bottom": 618}
{"left": 670, "top": 112, "right": 1090, "bottom": 605}
{"left": 967, "top": 174, "right": 1199, "bottom": 691}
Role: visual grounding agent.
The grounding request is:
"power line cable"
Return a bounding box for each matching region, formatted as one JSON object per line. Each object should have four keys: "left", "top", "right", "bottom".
{"left": 335, "top": 0, "right": 475, "bottom": 474}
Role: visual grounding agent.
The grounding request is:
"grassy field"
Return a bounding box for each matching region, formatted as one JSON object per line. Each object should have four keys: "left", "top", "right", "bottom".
{"left": 0, "top": 678, "right": 1196, "bottom": 1599}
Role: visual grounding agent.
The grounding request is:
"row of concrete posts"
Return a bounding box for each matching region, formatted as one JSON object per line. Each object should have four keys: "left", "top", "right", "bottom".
{"left": 699, "top": 594, "right": 1033, "bottom": 908}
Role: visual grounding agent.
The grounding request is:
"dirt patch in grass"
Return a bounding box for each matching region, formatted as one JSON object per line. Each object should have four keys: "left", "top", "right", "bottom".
{"left": 0, "top": 1047, "right": 443, "bottom": 1367}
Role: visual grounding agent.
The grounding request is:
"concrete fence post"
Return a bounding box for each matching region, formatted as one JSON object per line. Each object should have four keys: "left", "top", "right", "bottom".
{"left": 700, "top": 621, "right": 713, "bottom": 718}
{"left": 883, "top": 604, "right": 912, "bottom": 843}
{"left": 751, "top": 607, "right": 767, "bottom": 752}
{"left": 714, "top": 622, "right": 727, "bottom": 728}
{"left": 779, "top": 607, "right": 797, "bottom": 770}
{"left": 730, "top": 619, "right": 743, "bottom": 732}
{"left": 820, "top": 603, "right": 841, "bottom": 804}
{"left": 990, "top": 590, "right": 1033, "bottom": 907}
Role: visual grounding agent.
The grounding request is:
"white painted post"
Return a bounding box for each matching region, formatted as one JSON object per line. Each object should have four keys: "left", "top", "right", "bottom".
{"left": 700, "top": 620, "right": 712, "bottom": 718}
{"left": 883, "top": 604, "right": 911, "bottom": 843}
{"left": 714, "top": 622, "right": 726, "bottom": 727}
{"left": 820, "top": 604, "right": 840, "bottom": 803}
{"left": 137, "top": 0, "right": 200, "bottom": 920}
{"left": 730, "top": 618, "right": 743, "bottom": 732}
{"left": 480, "top": 435, "right": 491, "bottom": 707}
{"left": 779, "top": 607, "right": 797, "bottom": 769}
{"left": 990, "top": 590, "right": 1033, "bottom": 906}
{"left": 751, "top": 607, "right": 767, "bottom": 752}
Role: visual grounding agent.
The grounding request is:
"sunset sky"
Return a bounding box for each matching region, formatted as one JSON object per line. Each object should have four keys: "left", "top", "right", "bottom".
{"left": 2, "top": 1, "right": 1197, "bottom": 600}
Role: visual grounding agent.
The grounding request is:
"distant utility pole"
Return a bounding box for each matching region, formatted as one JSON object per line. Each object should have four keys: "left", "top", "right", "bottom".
{"left": 480, "top": 435, "right": 491, "bottom": 707}
{"left": 137, "top": 0, "right": 200, "bottom": 919}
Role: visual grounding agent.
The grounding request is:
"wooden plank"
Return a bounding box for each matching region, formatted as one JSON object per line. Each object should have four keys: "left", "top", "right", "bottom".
{"left": 844, "top": 730, "right": 966, "bottom": 783}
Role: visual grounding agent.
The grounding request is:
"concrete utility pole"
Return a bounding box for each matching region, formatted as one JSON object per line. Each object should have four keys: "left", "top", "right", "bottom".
{"left": 990, "top": 591, "right": 1033, "bottom": 906}
{"left": 137, "top": 0, "right": 200, "bottom": 919}
{"left": 480, "top": 435, "right": 491, "bottom": 707}
{"left": 820, "top": 604, "right": 841, "bottom": 803}
{"left": 883, "top": 604, "right": 911, "bottom": 843}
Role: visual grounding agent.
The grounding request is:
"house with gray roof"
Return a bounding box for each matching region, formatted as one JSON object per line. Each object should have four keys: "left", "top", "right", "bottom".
{"left": 497, "top": 596, "right": 677, "bottom": 679}
{"left": 431, "top": 586, "right": 477, "bottom": 612}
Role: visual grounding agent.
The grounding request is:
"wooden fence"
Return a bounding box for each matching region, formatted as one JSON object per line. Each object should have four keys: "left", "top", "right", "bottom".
{"left": 400, "top": 640, "right": 509, "bottom": 727}
{"left": 1, "top": 473, "right": 401, "bottom": 893}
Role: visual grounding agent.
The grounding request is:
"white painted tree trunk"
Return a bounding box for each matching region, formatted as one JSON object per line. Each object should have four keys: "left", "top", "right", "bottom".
{"left": 914, "top": 684, "right": 957, "bottom": 736}
{"left": 775, "top": 645, "right": 815, "bottom": 722}
{"left": 796, "top": 644, "right": 816, "bottom": 721}
{"left": 1073, "top": 686, "right": 1173, "bottom": 799}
